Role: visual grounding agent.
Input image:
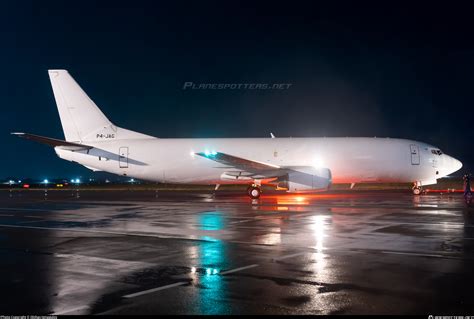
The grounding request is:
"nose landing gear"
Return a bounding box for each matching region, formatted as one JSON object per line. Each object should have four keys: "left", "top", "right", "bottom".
{"left": 412, "top": 182, "right": 423, "bottom": 195}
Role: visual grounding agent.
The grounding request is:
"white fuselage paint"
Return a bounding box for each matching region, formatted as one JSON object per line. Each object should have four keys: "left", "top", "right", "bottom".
{"left": 55, "top": 136, "right": 462, "bottom": 187}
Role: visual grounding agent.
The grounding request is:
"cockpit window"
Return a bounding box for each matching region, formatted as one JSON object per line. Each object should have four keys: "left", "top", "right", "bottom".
{"left": 431, "top": 149, "right": 443, "bottom": 156}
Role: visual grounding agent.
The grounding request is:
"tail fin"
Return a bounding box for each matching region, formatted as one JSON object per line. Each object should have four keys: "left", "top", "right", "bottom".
{"left": 48, "top": 70, "right": 152, "bottom": 142}
{"left": 48, "top": 70, "right": 113, "bottom": 142}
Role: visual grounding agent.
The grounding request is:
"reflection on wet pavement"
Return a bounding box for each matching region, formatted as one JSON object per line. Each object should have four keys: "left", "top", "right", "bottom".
{"left": 0, "top": 190, "right": 473, "bottom": 314}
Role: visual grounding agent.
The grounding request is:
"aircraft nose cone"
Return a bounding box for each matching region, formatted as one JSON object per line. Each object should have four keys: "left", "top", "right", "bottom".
{"left": 446, "top": 155, "right": 463, "bottom": 174}
{"left": 453, "top": 157, "right": 463, "bottom": 172}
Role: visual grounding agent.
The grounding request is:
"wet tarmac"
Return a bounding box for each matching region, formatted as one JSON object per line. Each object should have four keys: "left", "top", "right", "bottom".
{"left": 1, "top": 189, "right": 474, "bottom": 315}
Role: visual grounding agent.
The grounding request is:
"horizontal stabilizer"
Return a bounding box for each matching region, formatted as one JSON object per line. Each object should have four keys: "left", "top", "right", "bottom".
{"left": 11, "top": 132, "right": 93, "bottom": 151}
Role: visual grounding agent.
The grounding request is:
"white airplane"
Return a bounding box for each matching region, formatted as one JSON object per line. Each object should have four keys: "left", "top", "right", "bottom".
{"left": 13, "top": 70, "right": 462, "bottom": 198}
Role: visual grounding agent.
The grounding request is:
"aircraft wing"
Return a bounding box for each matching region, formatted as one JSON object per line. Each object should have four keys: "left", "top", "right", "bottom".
{"left": 11, "top": 132, "right": 93, "bottom": 151}
{"left": 195, "top": 151, "right": 283, "bottom": 178}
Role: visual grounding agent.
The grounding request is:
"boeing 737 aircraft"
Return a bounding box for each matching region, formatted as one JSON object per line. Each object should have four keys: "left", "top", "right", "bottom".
{"left": 13, "top": 70, "right": 463, "bottom": 198}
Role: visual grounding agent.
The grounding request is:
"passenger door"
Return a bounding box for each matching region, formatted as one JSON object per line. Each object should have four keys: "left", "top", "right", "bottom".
{"left": 410, "top": 144, "right": 420, "bottom": 165}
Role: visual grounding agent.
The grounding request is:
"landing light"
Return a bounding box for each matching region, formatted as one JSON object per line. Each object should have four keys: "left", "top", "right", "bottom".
{"left": 43, "top": 179, "right": 49, "bottom": 184}
{"left": 312, "top": 157, "right": 325, "bottom": 169}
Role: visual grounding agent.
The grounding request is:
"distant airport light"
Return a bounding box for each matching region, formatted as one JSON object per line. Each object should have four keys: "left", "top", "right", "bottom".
{"left": 70, "top": 179, "right": 74, "bottom": 183}
{"left": 130, "top": 178, "right": 135, "bottom": 182}
{"left": 18, "top": 180, "right": 21, "bottom": 183}
{"left": 23, "top": 184, "right": 30, "bottom": 188}
{"left": 43, "top": 179, "right": 49, "bottom": 184}
{"left": 75, "top": 179, "right": 81, "bottom": 184}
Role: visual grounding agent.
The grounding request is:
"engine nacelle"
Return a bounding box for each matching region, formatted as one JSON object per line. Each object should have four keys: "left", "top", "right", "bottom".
{"left": 278, "top": 167, "right": 332, "bottom": 192}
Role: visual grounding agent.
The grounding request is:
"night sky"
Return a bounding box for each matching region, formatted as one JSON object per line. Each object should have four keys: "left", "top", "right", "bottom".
{"left": 1, "top": 1, "right": 473, "bottom": 179}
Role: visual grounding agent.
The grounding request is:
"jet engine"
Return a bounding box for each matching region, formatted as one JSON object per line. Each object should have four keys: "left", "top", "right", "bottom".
{"left": 278, "top": 167, "right": 332, "bottom": 192}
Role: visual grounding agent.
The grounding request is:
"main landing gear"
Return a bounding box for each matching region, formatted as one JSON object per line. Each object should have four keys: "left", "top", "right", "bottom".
{"left": 247, "top": 185, "right": 262, "bottom": 199}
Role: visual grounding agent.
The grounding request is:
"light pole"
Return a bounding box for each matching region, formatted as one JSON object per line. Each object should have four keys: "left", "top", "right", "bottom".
{"left": 43, "top": 179, "right": 48, "bottom": 200}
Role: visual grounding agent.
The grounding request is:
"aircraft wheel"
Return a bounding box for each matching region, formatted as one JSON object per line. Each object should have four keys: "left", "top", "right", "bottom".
{"left": 413, "top": 187, "right": 422, "bottom": 195}
{"left": 246, "top": 186, "right": 253, "bottom": 196}
{"left": 248, "top": 186, "right": 261, "bottom": 199}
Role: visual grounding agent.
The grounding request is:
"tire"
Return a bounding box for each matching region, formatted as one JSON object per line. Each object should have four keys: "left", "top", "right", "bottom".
{"left": 246, "top": 186, "right": 253, "bottom": 196}
{"left": 249, "top": 186, "right": 261, "bottom": 199}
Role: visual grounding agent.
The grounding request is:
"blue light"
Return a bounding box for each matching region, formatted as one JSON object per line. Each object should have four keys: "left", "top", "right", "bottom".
{"left": 43, "top": 179, "right": 49, "bottom": 184}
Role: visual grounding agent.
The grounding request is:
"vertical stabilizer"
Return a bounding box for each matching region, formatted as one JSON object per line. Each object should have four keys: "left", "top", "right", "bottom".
{"left": 48, "top": 69, "right": 112, "bottom": 142}
{"left": 48, "top": 70, "right": 153, "bottom": 141}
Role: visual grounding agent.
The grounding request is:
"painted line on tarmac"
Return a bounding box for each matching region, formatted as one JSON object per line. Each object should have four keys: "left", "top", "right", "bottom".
{"left": 220, "top": 264, "right": 259, "bottom": 275}
{"left": 272, "top": 252, "right": 307, "bottom": 262}
{"left": 381, "top": 250, "right": 449, "bottom": 259}
{"left": 122, "top": 264, "right": 261, "bottom": 299}
{"left": 0, "top": 207, "right": 49, "bottom": 212}
{"left": 0, "top": 223, "right": 214, "bottom": 242}
{"left": 123, "top": 282, "right": 187, "bottom": 298}
{"left": 229, "top": 219, "right": 257, "bottom": 225}
{"left": 52, "top": 305, "right": 90, "bottom": 315}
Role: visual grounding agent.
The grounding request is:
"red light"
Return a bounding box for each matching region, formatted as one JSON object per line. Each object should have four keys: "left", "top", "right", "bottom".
{"left": 23, "top": 184, "right": 30, "bottom": 188}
